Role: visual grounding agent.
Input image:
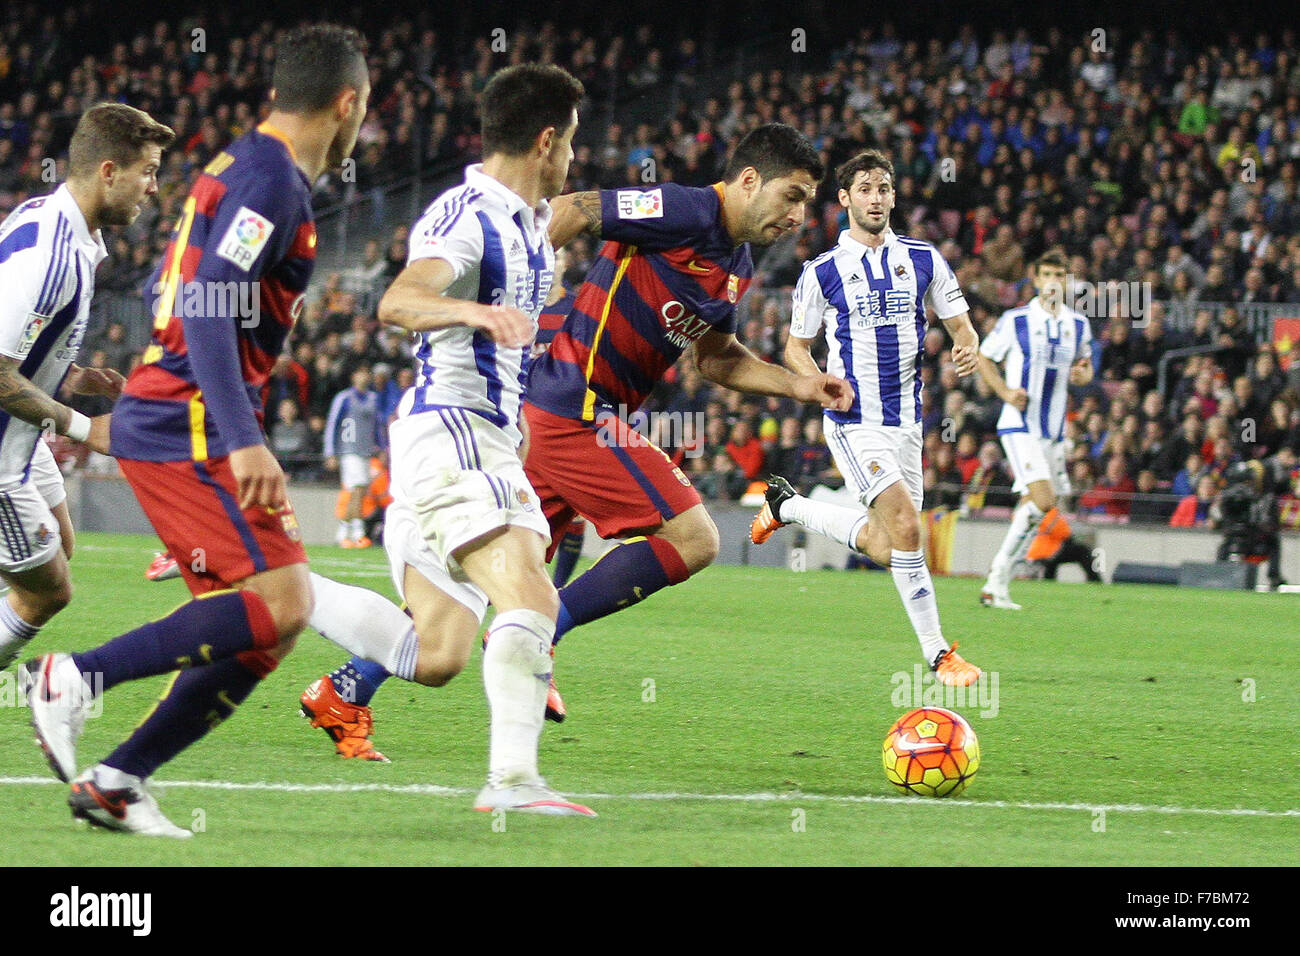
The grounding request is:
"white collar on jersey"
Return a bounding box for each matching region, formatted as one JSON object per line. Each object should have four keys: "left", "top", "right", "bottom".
{"left": 463, "top": 163, "right": 553, "bottom": 234}
{"left": 1027, "top": 295, "right": 1076, "bottom": 321}
{"left": 836, "top": 227, "right": 898, "bottom": 255}
{"left": 51, "top": 183, "right": 109, "bottom": 266}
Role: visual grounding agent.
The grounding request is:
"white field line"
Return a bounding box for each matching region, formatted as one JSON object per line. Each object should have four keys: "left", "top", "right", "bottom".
{"left": 0, "top": 775, "right": 1295, "bottom": 818}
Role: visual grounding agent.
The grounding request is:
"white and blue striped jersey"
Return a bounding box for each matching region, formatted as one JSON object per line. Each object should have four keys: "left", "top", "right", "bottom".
{"left": 397, "top": 164, "right": 554, "bottom": 443}
{"left": 791, "top": 229, "right": 968, "bottom": 427}
{"left": 0, "top": 184, "right": 107, "bottom": 483}
{"left": 980, "top": 296, "right": 1091, "bottom": 440}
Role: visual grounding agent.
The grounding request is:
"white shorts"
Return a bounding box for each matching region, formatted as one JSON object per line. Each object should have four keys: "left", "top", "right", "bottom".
{"left": 29, "top": 440, "right": 66, "bottom": 508}
{"left": 824, "top": 418, "right": 923, "bottom": 512}
{"left": 338, "top": 453, "right": 371, "bottom": 490}
{"left": 388, "top": 406, "right": 549, "bottom": 573}
{"left": 1000, "top": 432, "right": 1070, "bottom": 496}
{"left": 383, "top": 499, "right": 488, "bottom": 621}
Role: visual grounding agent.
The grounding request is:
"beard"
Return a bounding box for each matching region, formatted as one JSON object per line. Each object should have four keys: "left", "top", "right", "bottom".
{"left": 851, "top": 206, "right": 888, "bottom": 234}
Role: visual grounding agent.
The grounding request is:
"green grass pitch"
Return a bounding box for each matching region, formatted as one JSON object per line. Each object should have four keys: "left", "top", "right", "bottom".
{"left": 1, "top": 532, "right": 1295, "bottom": 866}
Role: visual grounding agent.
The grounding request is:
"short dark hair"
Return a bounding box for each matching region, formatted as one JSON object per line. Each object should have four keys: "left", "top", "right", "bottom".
{"left": 723, "top": 123, "right": 823, "bottom": 184}
{"left": 68, "top": 103, "right": 174, "bottom": 178}
{"left": 481, "top": 64, "right": 584, "bottom": 157}
{"left": 272, "top": 24, "right": 368, "bottom": 114}
{"left": 836, "top": 150, "right": 894, "bottom": 193}
{"left": 1034, "top": 250, "right": 1069, "bottom": 272}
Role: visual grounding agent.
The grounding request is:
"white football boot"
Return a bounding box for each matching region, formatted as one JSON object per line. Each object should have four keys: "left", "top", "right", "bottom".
{"left": 22, "top": 653, "right": 97, "bottom": 782}
{"left": 474, "top": 773, "right": 597, "bottom": 817}
{"left": 69, "top": 767, "right": 193, "bottom": 839}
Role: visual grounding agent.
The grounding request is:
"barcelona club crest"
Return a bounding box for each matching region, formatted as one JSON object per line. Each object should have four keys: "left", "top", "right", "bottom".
{"left": 726, "top": 274, "right": 739, "bottom": 304}
{"left": 276, "top": 506, "right": 303, "bottom": 542}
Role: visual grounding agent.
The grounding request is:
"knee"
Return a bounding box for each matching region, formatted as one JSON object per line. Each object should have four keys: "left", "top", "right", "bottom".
{"left": 36, "top": 580, "right": 72, "bottom": 619}
{"left": 265, "top": 584, "right": 314, "bottom": 641}
{"left": 889, "top": 514, "right": 922, "bottom": 552}
{"left": 667, "top": 515, "right": 719, "bottom": 575}
{"left": 415, "top": 650, "right": 466, "bottom": 687}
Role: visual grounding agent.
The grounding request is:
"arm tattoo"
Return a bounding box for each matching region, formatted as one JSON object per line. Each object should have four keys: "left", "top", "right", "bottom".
{"left": 571, "top": 191, "right": 602, "bottom": 237}
{"left": 0, "top": 360, "right": 67, "bottom": 433}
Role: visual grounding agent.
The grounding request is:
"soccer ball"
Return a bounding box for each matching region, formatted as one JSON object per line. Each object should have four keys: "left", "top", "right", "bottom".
{"left": 882, "top": 707, "right": 980, "bottom": 797}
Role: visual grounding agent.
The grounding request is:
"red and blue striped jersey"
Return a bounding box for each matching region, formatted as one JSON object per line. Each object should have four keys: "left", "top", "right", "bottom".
{"left": 526, "top": 182, "right": 752, "bottom": 421}
{"left": 111, "top": 123, "right": 316, "bottom": 462}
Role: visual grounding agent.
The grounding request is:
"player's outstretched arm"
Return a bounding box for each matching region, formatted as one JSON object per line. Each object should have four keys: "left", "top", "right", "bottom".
{"left": 782, "top": 332, "right": 824, "bottom": 378}
{"left": 547, "top": 191, "right": 601, "bottom": 249}
{"left": 378, "top": 258, "right": 532, "bottom": 347}
{"left": 694, "top": 330, "right": 853, "bottom": 412}
{"left": 941, "top": 311, "right": 980, "bottom": 377}
{"left": 0, "top": 356, "right": 93, "bottom": 447}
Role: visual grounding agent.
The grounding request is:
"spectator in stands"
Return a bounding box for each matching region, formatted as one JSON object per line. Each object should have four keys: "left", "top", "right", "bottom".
{"left": 1128, "top": 469, "right": 1174, "bottom": 523}
{"left": 1170, "top": 473, "right": 1221, "bottom": 527}
{"left": 1079, "top": 455, "right": 1137, "bottom": 517}
{"left": 271, "top": 399, "right": 315, "bottom": 480}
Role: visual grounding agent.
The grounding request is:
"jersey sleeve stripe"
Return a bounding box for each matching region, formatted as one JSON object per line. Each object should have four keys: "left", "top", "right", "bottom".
{"left": 0, "top": 221, "right": 38, "bottom": 264}
{"left": 1014, "top": 314, "right": 1031, "bottom": 389}
{"left": 35, "top": 217, "right": 71, "bottom": 314}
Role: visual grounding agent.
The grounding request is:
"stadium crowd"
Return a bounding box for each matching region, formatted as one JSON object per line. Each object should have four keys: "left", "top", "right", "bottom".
{"left": 3, "top": 4, "right": 1300, "bottom": 528}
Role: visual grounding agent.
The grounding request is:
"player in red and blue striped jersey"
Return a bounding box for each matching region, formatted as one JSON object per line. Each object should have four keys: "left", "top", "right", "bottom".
{"left": 301, "top": 125, "right": 851, "bottom": 741}
{"left": 23, "top": 25, "right": 370, "bottom": 837}
{"left": 526, "top": 124, "right": 853, "bottom": 650}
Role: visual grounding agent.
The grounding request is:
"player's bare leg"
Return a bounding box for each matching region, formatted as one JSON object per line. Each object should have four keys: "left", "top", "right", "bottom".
{"left": 549, "top": 504, "right": 706, "bottom": 651}
{"left": 302, "top": 565, "right": 483, "bottom": 761}
{"left": 0, "top": 552, "right": 72, "bottom": 667}
{"left": 456, "top": 525, "right": 593, "bottom": 817}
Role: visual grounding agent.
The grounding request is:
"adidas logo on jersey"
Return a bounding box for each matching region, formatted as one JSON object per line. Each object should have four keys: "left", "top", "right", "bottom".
{"left": 846, "top": 273, "right": 863, "bottom": 283}
{"left": 510, "top": 239, "right": 523, "bottom": 255}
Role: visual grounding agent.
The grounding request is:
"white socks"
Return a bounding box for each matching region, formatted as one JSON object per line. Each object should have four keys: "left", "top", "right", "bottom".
{"left": 350, "top": 518, "right": 366, "bottom": 540}
{"left": 890, "top": 549, "right": 947, "bottom": 663}
{"left": 0, "top": 596, "right": 39, "bottom": 666}
{"left": 308, "top": 573, "right": 417, "bottom": 678}
{"left": 482, "top": 608, "right": 554, "bottom": 785}
{"left": 987, "top": 501, "right": 1044, "bottom": 592}
{"left": 781, "top": 494, "right": 871, "bottom": 552}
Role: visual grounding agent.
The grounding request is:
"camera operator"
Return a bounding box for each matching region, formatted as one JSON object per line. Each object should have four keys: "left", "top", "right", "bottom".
{"left": 1215, "top": 458, "right": 1289, "bottom": 589}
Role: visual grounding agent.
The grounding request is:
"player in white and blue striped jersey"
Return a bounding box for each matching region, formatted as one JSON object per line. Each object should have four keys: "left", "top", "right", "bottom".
{"left": 0, "top": 104, "right": 170, "bottom": 667}
{"left": 977, "top": 251, "right": 1093, "bottom": 609}
{"left": 751, "top": 150, "right": 983, "bottom": 687}
{"left": 300, "top": 65, "right": 597, "bottom": 814}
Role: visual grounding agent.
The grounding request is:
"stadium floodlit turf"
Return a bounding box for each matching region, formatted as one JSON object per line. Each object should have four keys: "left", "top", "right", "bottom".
{"left": 1, "top": 533, "right": 1295, "bottom": 866}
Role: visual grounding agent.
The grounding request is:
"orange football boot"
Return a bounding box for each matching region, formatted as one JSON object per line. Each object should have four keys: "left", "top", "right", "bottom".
{"left": 300, "top": 676, "right": 390, "bottom": 761}
{"left": 750, "top": 474, "right": 796, "bottom": 544}
{"left": 931, "top": 643, "right": 983, "bottom": 687}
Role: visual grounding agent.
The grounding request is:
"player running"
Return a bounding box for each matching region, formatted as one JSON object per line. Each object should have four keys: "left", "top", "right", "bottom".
{"left": 750, "top": 149, "right": 983, "bottom": 687}
{"left": 0, "top": 104, "right": 154, "bottom": 668}
{"left": 23, "top": 24, "right": 369, "bottom": 837}
{"left": 303, "top": 123, "right": 852, "bottom": 752}
{"left": 977, "top": 251, "right": 1093, "bottom": 609}
{"left": 302, "top": 64, "right": 597, "bottom": 814}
